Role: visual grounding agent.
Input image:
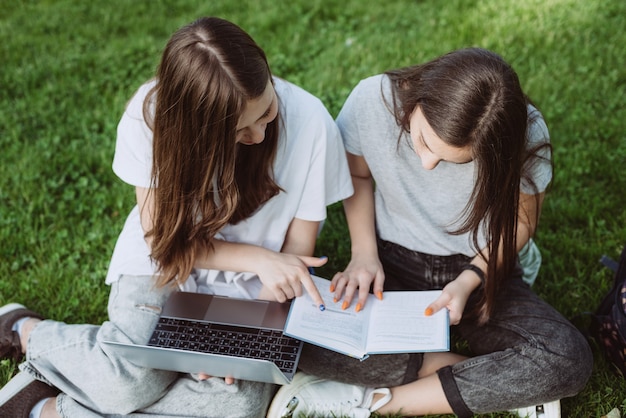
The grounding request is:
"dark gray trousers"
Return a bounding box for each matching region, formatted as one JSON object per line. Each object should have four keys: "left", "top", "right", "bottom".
{"left": 298, "top": 238, "right": 593, "bottom": 417}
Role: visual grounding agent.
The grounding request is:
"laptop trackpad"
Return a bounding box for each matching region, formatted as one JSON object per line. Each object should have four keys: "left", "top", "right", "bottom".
{"left": 205, "top": 296, "right": 268, "bottom": 327}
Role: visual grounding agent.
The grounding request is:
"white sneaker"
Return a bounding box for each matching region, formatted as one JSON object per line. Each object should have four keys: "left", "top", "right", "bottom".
{"left": 513, "top": 399, "right": 561, "bottom": 418}
{"left": 267, "top": 372, "right": 392, "bottom": 418}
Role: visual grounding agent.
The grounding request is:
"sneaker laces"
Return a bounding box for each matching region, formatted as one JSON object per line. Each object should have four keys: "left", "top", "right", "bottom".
{"left": 300, "top": 396, "right": 370, "bottom": 418}
{"left": 363, "top": 388, "right": 392, "bottom": 412}
{"left": 299, "top": 387, "right": 392, "bottom": 418}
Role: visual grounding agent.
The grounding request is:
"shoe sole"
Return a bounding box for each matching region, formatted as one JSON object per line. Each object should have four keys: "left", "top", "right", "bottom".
{"left": 514, "top": 400, "right": 561, "bottom": 418}
{"left": 0, "top": 304, "right": 27, "bottom": 317}
{"left": 542, "top": 400, "right": 561, "bottom": 418}
{"left": 266, "top": 372, "right": 324, "bottom": 418}
{"left": 0, "top": 371, "right": 35, "bottom": 405}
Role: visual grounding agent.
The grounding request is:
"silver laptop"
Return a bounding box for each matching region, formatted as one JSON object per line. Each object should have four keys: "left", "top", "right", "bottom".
{"left": 102, "top": 291, "right": 303, "bottom": 385}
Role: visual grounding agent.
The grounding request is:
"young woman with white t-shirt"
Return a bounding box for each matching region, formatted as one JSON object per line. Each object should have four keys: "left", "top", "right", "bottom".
{"left": 0, "top": 17, "right": 352, "bottom": 417}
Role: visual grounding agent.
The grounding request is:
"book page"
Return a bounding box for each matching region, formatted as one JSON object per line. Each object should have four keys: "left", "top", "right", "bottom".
{"left": 283, "top": 275, "right": 374, "bottom": 358}
{"left": 284, "top": 276, "right": 448, "bottom": 358}
{"left": 365, "top": 290, "right": 449, "bottom": 353}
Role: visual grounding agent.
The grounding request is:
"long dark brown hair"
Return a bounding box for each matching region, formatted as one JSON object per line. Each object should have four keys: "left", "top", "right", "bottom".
{"left": 386, "top": 48, "right": 551, "bottom": 323}
{"left": 143, "top": 17, "right": 281, "bottom": 287}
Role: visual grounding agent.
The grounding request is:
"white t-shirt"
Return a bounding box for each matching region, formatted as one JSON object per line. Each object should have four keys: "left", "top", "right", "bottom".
{"left": 337, "top": 74, "right": 552, "bottom": 257}
{"left": 106, "top": 77, "right": 353, "bottom": 298}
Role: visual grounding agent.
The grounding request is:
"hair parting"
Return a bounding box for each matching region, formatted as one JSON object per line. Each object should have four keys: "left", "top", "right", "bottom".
{"left": 143, "top": 17, "right": 281, "bottom": 287}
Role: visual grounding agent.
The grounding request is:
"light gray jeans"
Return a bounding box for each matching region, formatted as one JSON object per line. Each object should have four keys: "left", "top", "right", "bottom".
{"left": 20, "top": 275, "right": 274, "bottom": 417}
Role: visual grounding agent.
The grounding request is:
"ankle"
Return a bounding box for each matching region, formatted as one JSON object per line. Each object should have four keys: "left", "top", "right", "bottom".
{"left": 40, "top": 396, "right": 60, "bottom": 418}
{"left": 18, "top": 318, "right": 41, "bottom": 354}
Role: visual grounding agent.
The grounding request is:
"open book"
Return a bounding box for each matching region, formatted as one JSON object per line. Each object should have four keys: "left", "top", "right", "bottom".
{"left": 284, "top": 275, "right": 449, "bottom": 360}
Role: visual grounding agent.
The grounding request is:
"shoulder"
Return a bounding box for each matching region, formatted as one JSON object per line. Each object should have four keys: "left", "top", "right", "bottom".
{"left": 274, "top": 77, "right": 335, "bottom": 134}
{"left": 526, "top": 104, "right": 550, "bottom": 146}
{"left": 121, "top": 79, "right": 156, "bottom": 122}
{"left": 348, "top": 74, "right": 387, "bottom": 100}
{"left": 338, "top": 73, "right": 391, "bottom": 124}
{"left": 274, "top": 77, "right": 325, "bottom": 113}
{"left": 340, "top": 74, "right": 390, "bottom": 116}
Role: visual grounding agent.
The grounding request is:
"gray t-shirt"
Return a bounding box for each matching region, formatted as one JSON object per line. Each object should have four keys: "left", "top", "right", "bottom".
{"left": 336, "top": 74, "right": 552, "bottom": 257}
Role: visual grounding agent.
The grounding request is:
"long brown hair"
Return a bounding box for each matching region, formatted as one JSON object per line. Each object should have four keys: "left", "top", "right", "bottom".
{"left": 386, "top": 48, "right": 551, "bottom": 323}
{"left": 144, "top": 17, "right": 281, "bottom": 287}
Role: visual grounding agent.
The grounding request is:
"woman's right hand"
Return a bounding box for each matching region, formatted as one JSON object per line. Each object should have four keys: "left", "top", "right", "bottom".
{"left": 330, "top": 255, "right": 385, "bottom": 312}
{"left": 256, "top": 252, "right": 328, "bottom": 308}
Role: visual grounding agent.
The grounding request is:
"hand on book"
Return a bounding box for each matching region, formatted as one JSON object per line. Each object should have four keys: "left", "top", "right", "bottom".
{"left": 257, "top": 253, "right": 328, "bottom": 309}
{"left": 330, "top": 256, "right": 385, "bottom": 312}
{"left": 424, "top": 273, "right": 476, "bottom": 325}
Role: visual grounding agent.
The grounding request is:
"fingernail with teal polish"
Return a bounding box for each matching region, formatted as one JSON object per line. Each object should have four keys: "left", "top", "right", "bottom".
{"left": 320, "top": 256, "right": 328, "bottom": 260}
{"left": 319, "top": 304, "right": 326, "bottom": 311}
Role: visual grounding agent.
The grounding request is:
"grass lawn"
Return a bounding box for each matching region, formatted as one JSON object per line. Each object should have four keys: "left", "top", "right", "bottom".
{"left": 1, "top": 0, "right": 625, "bottom": 416}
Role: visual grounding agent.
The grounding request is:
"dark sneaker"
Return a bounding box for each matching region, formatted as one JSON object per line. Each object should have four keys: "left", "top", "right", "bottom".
{"left": 0, "top": 303, "right": 44, "bottom": 362}
{"left": 0, "top": 371, "right": 60, "bottom": 418}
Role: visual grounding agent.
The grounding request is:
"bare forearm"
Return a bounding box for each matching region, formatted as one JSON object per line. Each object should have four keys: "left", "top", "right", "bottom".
{"left": 343, "top": 175, "right": 378, "bottom": 257}
{"left": 281, "top": 218, "right": 320, "bottom": 256}
{"left": 195, "top": 239, "right": 272, "bottom": 273}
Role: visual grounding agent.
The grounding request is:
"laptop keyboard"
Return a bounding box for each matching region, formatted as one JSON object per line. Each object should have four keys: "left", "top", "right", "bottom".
{"left": 147, "top": 317, "right": 302, "bottom": 376}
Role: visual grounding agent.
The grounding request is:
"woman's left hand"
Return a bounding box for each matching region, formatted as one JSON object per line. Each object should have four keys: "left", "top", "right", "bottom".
{"left": 424, "top": 270, "right": 480, "bottom": 325}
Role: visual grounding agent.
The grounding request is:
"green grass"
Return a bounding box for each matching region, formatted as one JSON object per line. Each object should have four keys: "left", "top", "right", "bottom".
{"left": 1, "top": 0, "right": 625, "bottom": 416}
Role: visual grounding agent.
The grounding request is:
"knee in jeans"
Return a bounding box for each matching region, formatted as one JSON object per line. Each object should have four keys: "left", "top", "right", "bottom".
{"left": 92, "top": 388, "right": 165, "bottom": 414}
{"left": 546, "top": 328, "right": 594, "bottom": 393}
{"left": 228, "top": 382, "right": 274, "bottom": 418}
{"left": 89, "top": 372, "right": 174, "bottom": 414}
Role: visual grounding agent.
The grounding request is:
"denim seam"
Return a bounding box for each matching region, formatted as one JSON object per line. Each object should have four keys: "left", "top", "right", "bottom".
{"left": 28, "top": 337, "right": 96, "bottom": 363}
{"left": 57, "top": 393, "right": 68, "bottom": 418}
{"left": 18, "top": 363, "right": 53, "bottom": 386}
